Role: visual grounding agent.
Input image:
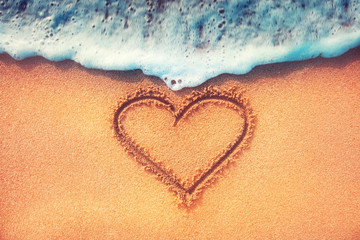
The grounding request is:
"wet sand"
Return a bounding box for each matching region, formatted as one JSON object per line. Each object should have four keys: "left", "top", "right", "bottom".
{"left": 1, "top": 47, "right": 360, "bottom": 239}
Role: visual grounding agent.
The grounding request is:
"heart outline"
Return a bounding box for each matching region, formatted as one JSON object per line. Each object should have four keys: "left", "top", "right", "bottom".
{"left": 113, "top": 87, "right": 255, "bottom": 206}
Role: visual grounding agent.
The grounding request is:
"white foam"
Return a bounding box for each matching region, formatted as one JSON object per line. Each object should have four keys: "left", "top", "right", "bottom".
{"left": 0, "top": 0, "right": 359, "bottom": 90}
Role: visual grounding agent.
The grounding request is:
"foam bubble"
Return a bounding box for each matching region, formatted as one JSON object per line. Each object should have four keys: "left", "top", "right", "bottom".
{"left": 0, "top": 0, "right": 359, "bottom": 90}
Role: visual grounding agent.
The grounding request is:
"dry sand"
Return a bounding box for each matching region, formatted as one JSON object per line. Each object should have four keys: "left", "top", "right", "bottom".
{"left": 0, "top": 47, "right": 360, "bottom": 239}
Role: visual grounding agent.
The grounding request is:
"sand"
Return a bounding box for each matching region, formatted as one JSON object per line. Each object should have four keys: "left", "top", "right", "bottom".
{"left": 0, "top": 47, "right": 360, "bottom": 239}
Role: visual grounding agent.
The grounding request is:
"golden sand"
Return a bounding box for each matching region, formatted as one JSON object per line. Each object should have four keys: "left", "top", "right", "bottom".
{"left": 0, "top": 48, "right": 360, "bottom": 239}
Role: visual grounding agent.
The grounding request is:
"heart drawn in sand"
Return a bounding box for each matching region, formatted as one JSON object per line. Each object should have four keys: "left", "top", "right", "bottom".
{"left": 113, "top": 87, "right": 255, "bottom": 206}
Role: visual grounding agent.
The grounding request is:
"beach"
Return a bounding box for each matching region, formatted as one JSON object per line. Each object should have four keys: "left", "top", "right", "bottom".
{"left": 1, "top": 47, "right": 360, "bottom": 239}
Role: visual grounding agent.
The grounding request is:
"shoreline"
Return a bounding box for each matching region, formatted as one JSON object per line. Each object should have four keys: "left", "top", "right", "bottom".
{"left": 1, "top": 46, "right": 359, "bottom": 90}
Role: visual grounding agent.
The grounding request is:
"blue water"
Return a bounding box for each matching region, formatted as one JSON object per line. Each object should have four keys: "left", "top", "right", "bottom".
{"left": 1, "top": 0, "right": 359, "bottom": 90}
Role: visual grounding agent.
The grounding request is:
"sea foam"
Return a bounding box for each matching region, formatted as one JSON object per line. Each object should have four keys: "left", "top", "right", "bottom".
{"left": 1, "top": 0, "right": 359, "bottom": 90}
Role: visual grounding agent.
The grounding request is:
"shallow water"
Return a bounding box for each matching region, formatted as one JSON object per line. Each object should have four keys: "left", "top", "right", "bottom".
{"left": 1, "top": 0, "right": 359, "bottom": 90}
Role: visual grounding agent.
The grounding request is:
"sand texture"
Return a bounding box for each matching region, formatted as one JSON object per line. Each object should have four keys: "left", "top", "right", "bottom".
{"left": 1, "top": 48, "right": 360, "bottom": 239}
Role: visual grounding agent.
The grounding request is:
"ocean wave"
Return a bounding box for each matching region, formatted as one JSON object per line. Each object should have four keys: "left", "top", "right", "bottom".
{"left": 1, "top": 0, "right": 359, "bottom": 90}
